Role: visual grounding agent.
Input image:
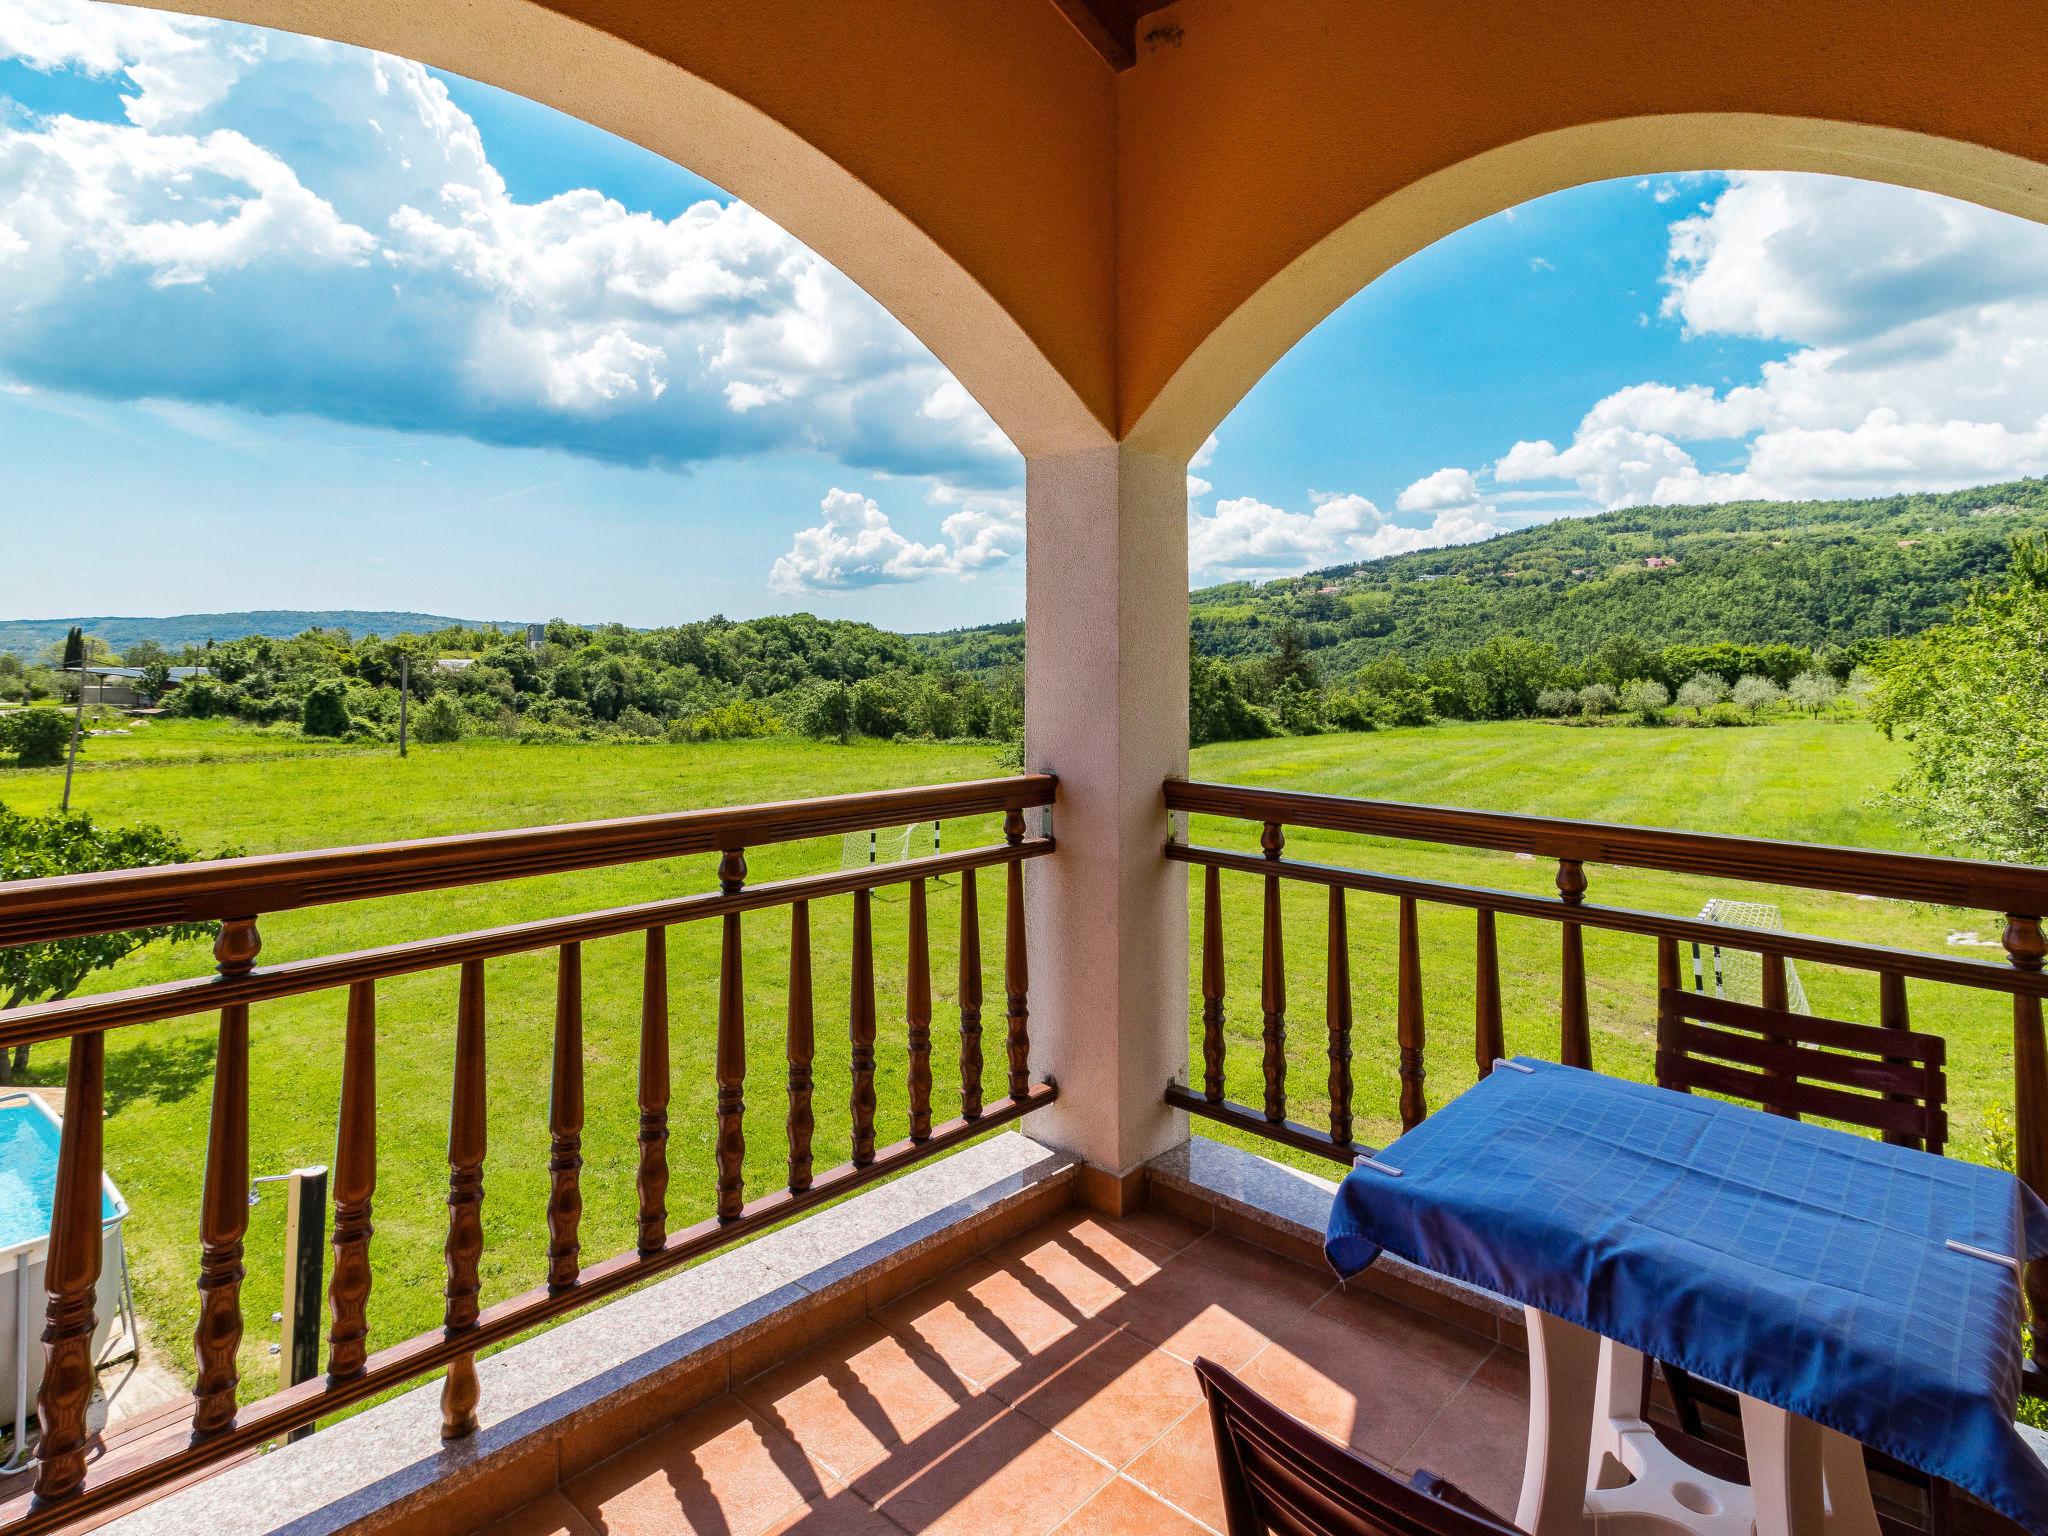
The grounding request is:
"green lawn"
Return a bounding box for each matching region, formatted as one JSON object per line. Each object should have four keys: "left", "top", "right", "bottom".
{"left": 0, "top": 716, "right": 2027, "bottom": 1413}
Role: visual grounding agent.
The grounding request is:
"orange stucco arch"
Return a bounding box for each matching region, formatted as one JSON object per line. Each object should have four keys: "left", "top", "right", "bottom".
{"left": 138, "top": 0, "right": 1121, "bottom": 460}
{"left": 1120, "top": 112, "right": 2048, "bottom": 460}
{"left": 129, "top": 0, "right": 2048, "bottom": 474}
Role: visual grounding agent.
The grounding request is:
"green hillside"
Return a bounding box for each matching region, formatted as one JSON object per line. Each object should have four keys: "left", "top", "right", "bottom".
{"left": 915, "top": 478, "right": 2048, "bottom": 676}
{"left": 0, "top": 610, "right": 507, "bottom": 660}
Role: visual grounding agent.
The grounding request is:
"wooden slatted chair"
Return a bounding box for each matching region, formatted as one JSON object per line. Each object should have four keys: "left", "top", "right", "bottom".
{"left": 1652, "top": 984, "right": 1955, "bottom": 1531}
{"left": 1194, "top": 1358, "right": 1519, "bottom": 1536}
{"left": 1655, "top": 988, "right": 1947, "bottom": 1152}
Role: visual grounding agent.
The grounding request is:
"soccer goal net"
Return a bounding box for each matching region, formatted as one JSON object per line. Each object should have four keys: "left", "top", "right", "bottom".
{"left": 839, "top": 822, "right": 945, "bottom": 878}
{"left": 1691, "top": 897, "right": 1810, "bottom": 1013}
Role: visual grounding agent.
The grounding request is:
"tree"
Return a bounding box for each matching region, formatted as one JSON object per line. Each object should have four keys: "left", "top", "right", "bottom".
{"left": 0, "top": 806, "right": 228, "bottom": 1079}
{"left": 1, "top": 709, "right": 72, "bottom": 767}
{"left": 139, "top": 660, "right": 173, "bottom": 702}
{"left": 1535, "top": 687, "right": 1577, "bottom": 717}
{"left": 301, "top": 679, "right": 351, "bottom": 737}
{"left": 1732, "top": 674, "right": 1782, "bottom": 718}
{"left": 60, "top": 627, "right": 82, "bottom": 671}
{"left": 1787, "top": 670, "right": 1839, "bottom": 716}
{"left": 1675, "top": 671, "right": 1728, "bottom": 716}
{"left": 797, "top": 683, "right": 854, "bottom": 743}
{"left": 414, "top": 695, "right": 464, "bottom": 743}
{"left": 1619, "top": 678, "right": 1669, "bottom": 722}
{"left": 1577, "top": 682, "right": 1618, "bottom": 716}
{"left": 1189, "top": 657, "right": 1274, "bottom": 745}
{"left": 1871, "top": 535, "right": 2048, "bottom": 860}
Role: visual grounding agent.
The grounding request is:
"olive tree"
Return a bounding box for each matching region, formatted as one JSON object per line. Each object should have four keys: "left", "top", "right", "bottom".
{"left": 1675, "top": 672, "right": 1728, "bottom": 716}
{"left": 1788, "top": 670, "right": 1839, "bottom": 716}
{"left": 1732, "top": 674, "right": 1782, "bottom": 718}
{"left": 1619, "top": 678, "right": 1670, "bottom": 722}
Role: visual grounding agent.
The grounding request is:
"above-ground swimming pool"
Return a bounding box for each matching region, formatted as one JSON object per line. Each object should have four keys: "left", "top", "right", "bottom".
{"left": 0, "top": 1094, "right": 132, "bottom": 1461}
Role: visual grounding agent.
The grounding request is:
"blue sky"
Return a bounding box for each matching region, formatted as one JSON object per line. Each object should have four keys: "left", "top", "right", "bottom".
{"left": 7, "top": 2, "right": 2048, "bottom": 631}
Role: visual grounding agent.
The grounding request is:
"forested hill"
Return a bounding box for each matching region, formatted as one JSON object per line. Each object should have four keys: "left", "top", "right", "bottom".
{"left": 0, "top": 610, "right": 504, "bottom": 659}
{"left": 915, "top": 478, "right": 2048, "bottom": 676}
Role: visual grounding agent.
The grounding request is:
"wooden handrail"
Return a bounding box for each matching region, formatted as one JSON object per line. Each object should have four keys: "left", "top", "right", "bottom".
{"left": 0, "top": 775, "right": 1055, "bottom": 946}
{"left": 1169, "top": 774, "right": 2048, "bottom": 1393}
{"left": 1166, "top": 779, "right": 2048, "bottom": 912}
{"left": 0, "top": 775, "right": 1058, "bottom": 1531}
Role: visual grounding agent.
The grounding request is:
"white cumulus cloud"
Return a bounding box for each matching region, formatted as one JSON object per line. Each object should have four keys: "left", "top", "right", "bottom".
{"left": 1191, "top": 473, "right": 1500, "bottom": 579}
{"left": 769, "top": 487, "right": 1022, "bottom": 593}
{"left": 1496, "top": 171, "right": 2048, "bottom": 507}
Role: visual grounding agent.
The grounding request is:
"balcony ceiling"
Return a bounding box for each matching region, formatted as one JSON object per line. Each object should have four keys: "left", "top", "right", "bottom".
{"left": 131, "top": 1, "right": 2048, "bottom": 462}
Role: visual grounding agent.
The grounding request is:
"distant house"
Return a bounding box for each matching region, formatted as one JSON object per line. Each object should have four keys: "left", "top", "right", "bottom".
{"left": 1643, "top": 555, "right": 1680, "bottom": 570}
{"left": 79, "top": 665, "right": 208, "bottom": 709}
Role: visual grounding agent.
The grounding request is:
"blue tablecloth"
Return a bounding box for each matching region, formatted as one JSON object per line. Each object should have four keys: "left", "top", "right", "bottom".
{"left": 1325, "top": 1059, "right": 2048, "bottom": 1531}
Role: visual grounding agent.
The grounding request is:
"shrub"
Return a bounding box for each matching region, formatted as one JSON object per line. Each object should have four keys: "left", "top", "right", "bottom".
{"left": 413, "top": 695, "right": 465, "bottom": 744}
{"left": 301, "top": 679, "right": 350, "bottom": 737}
{"left": 671, "top": 698, "right": 782, "bottom": 742}
{"left": 1, "top": 709, "right": 72, "bottom": 767}
{"left": 1619, "top": 678, "right": 1670, "bottom": 723}
{"left": 1577, "top": 682, "right": 1618, "bottom": 716}
{"left": 1536, "top": 688, "right": 1577, "bottom": 718}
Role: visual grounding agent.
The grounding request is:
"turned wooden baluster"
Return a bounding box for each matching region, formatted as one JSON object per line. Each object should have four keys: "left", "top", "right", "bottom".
{"left": 441, "top": 959, "right": 487, "bottom": 1439}
{"left": 2003, "top": 914, "right": 2048, "bottom": 1376}
{"left": 193, "top": 916, "right": 259, "bottom": 1439}
{"left": 546, "top": 944, "right": 584, "bottom": 1290}
{"left": 716, "top": 850, "right": 748, "bottom": 1222}
{"left": 1004, "top": 809, "right": 1031, "bottom": 1100}
{"left": 1326, "top": 887, "right": 1353, "bottom": 1146}
{"left": 31, "top": 1030, "right": 104, "bottom": 1506}
{"left": 1260, "top": 822, "right": 1286, "bottom": 1123}
{"left": 907, "top": 876, "right": 933, "bottom": 1142}
{"left": 328, "top": 980, "right": 376, "bottom": 1381}
{"left": 1202, "top": 865, "right": 1226, "bottom": 1105}
{"left": 1556, "top": 860, "right": 1592, "bottom": 1069}
{"left": 850, "top": 888, "right": 878, "bottom": 1165}
{"left": 637, "top": 927, "right": 670, "bottom": 1255}
{"left": 1474, "top": 909, "right": 1504, "bottom": 1076}
{"left": 1878, "top": 971, "right": 1916, "bottom": 1148}
{"left": 958, "top": 870, "right": 984, "bottom": 1120}
{"left": 1396, "top": 897, "right": 1427, "bottom": 1131}
{"left": 787, "top": 902, "right": 815, "bottom": 1193}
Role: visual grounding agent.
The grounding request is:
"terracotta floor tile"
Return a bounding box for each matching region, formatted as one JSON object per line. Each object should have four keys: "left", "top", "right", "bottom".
{"left": 1109, "top": 1253, "right": 1306, "bottom": 1370}
{"left": 1310, "top": 1286, "right": 1497, "bottom": 1377}
{"left": 1181, "top": 1231, "right": 1338, "bottom": 1310}
{"left": 1397, "top": 1378, "right": 1528, "bottom": 1520}
{"left": 758, "top": 1488, "right": 902, "bottom": 1534}
{"left": 1051, "top": 1475, "right": 1214, "bottom": 1535}
{"left": 873, "top": 1257, "right": 1100, "bottom": 1392}
{"left": 851, "top": 1400, "right": 1113, "bottom": 1536}
{"left": 1099, "top": 1206, "right": 1209, "bottom": 1255}
{"left": 473, "top": 1493, "right": 599, "bottom": 1536}
{"left": 1123, "top": 1405, "right": 1229, "bottom": 1534}
{"left": 995, "top": 1327, "right": 1202, "bottom": 1470}
{"left": 737, "top": 1319, "right": 971, "bottom": 1482}
{"left": 1237, "top": 1305, "right": 1474, "bottom": 1466}
{"left": 983, "top": 1214, "right": 1174, "bottom": 1319}
{"left": 1468, "top": 1343, "right": 1529, "bottom": 1400}
{"left": 563, "top": 1393, "right": 833, "bottom": 1536}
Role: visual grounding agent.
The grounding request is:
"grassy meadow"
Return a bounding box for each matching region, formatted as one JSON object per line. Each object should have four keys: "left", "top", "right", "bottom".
{"left": 1, "top": 713, "right": 2027, "bottom": 1414}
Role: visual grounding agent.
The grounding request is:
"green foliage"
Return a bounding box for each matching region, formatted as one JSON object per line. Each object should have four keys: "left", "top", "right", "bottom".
{"left": 413, "top": 695, "right": 464, "bottom": 744}
{"left": 1189, "top": 657, "right": 1275, "bottom": 746}
{"left": 1872, "top": 536, "right": 2048, "bottom": 860}
{"left": 300, "top": 678, "right": 351, "bottom": 737}
{"left": 60, "top": 627, "right": 82, "bottom": 669}
{"left": 1619, "top": 678, "right": 1670, "bottom": 722}
{"left": 0, "top": 804, "right": 230, "bottom": 1077}
{"left": 670, "top": 698, "right": 782, "bottom": 742}
{"left": 1, "top": 708, "right": 73, "bottom": 767}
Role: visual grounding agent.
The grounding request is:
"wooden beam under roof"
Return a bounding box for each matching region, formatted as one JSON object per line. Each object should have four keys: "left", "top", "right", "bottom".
{"left": 1049, "top": 0, "right": 1178, "bottom": 71}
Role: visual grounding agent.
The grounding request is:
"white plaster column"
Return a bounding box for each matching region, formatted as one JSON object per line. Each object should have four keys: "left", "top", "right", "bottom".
{"left": 1022, "top": 444, "right": 1191, "bottom": 1175}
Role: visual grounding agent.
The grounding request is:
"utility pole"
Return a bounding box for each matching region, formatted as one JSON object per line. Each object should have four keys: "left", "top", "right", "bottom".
{"left": 398, "top": 653, "right": 410, "bottom": 758}
{"left": 60, "top": 665, "right": 84, "bottom": 812}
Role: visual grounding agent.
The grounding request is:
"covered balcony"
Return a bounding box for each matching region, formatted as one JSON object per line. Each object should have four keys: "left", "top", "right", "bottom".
{"left": 4, "top": 1, "right": 2048, "bottom": 1533}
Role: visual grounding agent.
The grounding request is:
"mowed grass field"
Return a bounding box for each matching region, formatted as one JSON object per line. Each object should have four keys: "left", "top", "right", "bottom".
{"left": 0, "top": 715, "right": 2021, "bottom": 1412}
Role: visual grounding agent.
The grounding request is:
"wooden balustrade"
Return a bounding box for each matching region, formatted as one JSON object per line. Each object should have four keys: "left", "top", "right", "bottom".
{"left": 0, "top": 775, "right": 1055, "bottom": 1532}
{"left": 1163, "top": 775, "right": 2048, "bottom": 1392}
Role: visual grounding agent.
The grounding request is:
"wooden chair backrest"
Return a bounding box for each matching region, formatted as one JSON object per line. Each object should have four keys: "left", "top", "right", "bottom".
{"left": 1194, "top": 1358, "right": 1519, "bottom": 1536}
{"left": 1655, "top": 988, "right": 1947, "bottom": 1153}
